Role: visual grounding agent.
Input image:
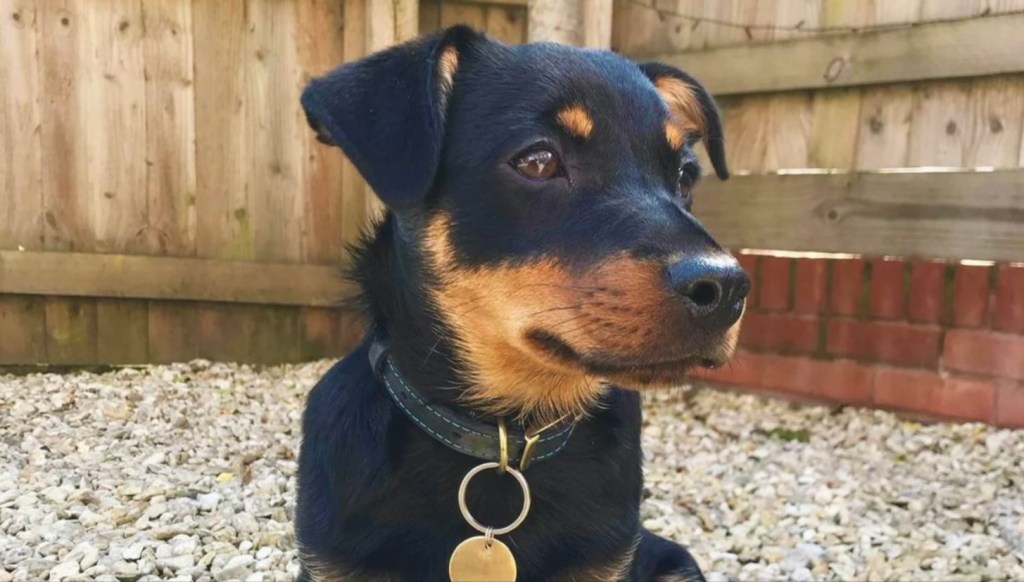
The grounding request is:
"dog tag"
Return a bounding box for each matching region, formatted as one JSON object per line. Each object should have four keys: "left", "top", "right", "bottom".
{"left": 449, "top": 536, "right": 517, "bottom": 582}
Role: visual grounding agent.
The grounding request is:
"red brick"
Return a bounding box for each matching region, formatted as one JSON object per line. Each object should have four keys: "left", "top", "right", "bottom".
{"left": 704, "top": 351, "right": 874, "bottom": 404}
{"left": 830, "top": 259, "right": 865, "bottom": 316}
{"left": 826, "top": 319, "right": 941, "bottom": 367}
{"left": 793, "top": 259, "right": 827, "bottom": 315}
{"left": 805, "top": 358, "right": 876, "bottom": 404}
{"left": 758, "top": 256, "right": 792, "bottom": 312}
{"left": 907, "top": 260, "right": 946, "bottom": 323}
{"left": 740, "top": 312, "right": 819, "bottom": 355}
{"left": 874, "top": 368, "right": 996, "bottom": 422}
{"left": 869, "top": 259, "right": 906, "bottom": 319}
{"left": 736, "top": 253, "right": 759, "bottom": 309}
{"left": 995, "top": 383, "right": 1024, "bottom": 428}
{"left": 952, "top": 265, "right": 991, "bottom": 328}
{"left": 943, "top": 329, "right": 1024, "bottom": 381}
{"left": 698, "top": 349, "right": 768, "bottom": 387}
{"left": 993, "top": 264, "right": 1024, "bottom": 334}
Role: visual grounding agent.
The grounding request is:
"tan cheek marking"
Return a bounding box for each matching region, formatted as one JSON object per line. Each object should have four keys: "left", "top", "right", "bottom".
{"left": 665, "top": 121, "right": 685, "bottom": 150}
{"left": 556, "top": 104, "right": 595, "bottom": 139}
{"left": 654, "top": 76, "right": 703, "bottom": 135}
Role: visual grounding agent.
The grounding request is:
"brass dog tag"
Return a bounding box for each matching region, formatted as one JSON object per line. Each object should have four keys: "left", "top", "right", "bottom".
{"left": 449, "top": 536, "right": 516, "bottom": 582}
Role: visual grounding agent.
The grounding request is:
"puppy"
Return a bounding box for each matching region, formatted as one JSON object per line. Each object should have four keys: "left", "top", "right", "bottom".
{"left": 295, "top": 25, "right": 748, "bottom": 581}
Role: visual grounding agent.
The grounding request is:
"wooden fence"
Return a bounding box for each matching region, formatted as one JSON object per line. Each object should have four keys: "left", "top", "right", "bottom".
{"left": 2, "top": 0, "right": 1023, "bottom": 387}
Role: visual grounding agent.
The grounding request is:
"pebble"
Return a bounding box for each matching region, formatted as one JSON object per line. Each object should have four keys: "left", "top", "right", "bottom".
{"left": 1, "top": 361, "right": 1022, "bottom": 581}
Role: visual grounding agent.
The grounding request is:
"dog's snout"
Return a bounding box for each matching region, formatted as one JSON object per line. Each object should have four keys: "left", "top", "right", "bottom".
{"left": 667, "top": 255, "right": 750, "bottom": 328}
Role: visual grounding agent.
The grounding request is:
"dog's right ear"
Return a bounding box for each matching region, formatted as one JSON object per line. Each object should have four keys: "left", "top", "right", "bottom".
{"left": 301, "top": 26, "right": 481, "bottom": 210}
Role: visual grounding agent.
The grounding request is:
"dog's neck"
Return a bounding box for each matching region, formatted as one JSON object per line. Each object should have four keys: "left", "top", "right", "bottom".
{"left": 351, "top": 214, "right": 488, "bottom": 417}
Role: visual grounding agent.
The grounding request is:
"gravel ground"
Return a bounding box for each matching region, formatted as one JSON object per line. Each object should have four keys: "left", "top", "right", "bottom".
{"left": 1, "top": 360, "right": 1022, "bottom": 581}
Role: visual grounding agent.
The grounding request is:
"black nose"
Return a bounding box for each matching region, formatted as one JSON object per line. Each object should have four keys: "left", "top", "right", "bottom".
{"left": 667, "top": 255, "right": 751, "bottom": 329}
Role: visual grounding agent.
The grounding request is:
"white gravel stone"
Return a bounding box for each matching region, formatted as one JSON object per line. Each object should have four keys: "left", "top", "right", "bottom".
{"left": 2, "top": 361, "right": 1022, "bottom": 581}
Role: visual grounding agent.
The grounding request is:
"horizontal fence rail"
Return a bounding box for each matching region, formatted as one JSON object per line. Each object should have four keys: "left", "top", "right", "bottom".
{"left": 0, "top": 251, "right": 349, "bottom": 307}
{"left": 640, "top": 12, "right": 1024, "bottom": 95}
{"left": 694, "top": 169, "right": 1024, "bottom": 262}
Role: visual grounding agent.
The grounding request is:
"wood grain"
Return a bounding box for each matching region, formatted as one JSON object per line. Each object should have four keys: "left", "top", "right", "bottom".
{"left": 694, "top": 170, "right": 1024, "bottom": 262}
{"left": 193, "top": 0, "right": 251, "bottom": 260}
{"left": 637, "top": 13, "right": 1024, "bottom": 95}
{"left": 0, "top": 251, "right": 349, "bottom": 307}
{"left": 142, "top": 0, "right": 196, "bottom": 256}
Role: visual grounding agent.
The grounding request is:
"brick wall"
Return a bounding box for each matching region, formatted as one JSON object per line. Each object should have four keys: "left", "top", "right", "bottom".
{"left": 701, "top": 254, "right": 1024, "bottom": 427}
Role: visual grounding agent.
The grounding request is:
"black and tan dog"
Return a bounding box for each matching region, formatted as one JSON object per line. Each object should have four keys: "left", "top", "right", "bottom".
{"left": 295, "top": 25, "right": 749, "bottom": 581}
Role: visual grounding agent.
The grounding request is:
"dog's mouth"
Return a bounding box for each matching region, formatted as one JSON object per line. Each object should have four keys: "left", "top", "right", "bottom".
{"left": 524, "top": 328, "right": 728, "bottom": 381}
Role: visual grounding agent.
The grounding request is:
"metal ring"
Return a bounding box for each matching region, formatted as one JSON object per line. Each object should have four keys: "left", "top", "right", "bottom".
{"left": 457, "top": 462, "right": 531, "bottom": 536}
{"left": 497, "top": 418, "right": 509, "bottom": 474}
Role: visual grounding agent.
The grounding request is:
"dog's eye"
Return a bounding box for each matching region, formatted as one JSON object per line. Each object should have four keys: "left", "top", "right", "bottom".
{"left": 514, "top": 149, "right": 561, "bottom": 180}
{"left": 677, "top": 169, "right": 696, "bottom": 206}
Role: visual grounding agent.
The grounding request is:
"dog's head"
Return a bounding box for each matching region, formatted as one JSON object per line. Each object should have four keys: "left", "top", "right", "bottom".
{"left": 303, "top": 26, "right": 749, "bottom": 418}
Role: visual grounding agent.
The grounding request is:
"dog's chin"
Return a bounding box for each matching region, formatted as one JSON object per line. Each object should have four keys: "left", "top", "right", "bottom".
{"left": 524, "top": 329, "right": 733, "bottom": 389}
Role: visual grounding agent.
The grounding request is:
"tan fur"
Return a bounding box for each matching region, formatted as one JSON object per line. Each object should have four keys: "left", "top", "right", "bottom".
{"left": 556, "top": 104, "right": 595, "bottom": 139}
{"left": 424, "top": 214, "right": 712, "bottom": 422}
{"left": 654, "top": 77, "right": 704, "bottom": 137}
{"left": 437, "top": 45, "right": 459, "bottom": 113}
{"left": 664, "top": 121, "right": 685, "bottom": 150}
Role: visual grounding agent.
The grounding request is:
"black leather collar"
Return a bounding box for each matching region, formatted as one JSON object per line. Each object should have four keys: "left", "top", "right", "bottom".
{"left": 369, "top": 335, "right": 577, "bottom": 467}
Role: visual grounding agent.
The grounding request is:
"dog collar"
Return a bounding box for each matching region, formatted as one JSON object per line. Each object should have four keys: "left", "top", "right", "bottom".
{"left": 369, "top": 338, "right": 577, "bottom": 467}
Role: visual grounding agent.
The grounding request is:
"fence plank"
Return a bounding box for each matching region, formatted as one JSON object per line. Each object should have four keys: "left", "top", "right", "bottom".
{"left": 44, "top": 297, "right": 98, "bottom": 365}
{"left": 484, "top": 4, "right": 527, "bottom": 43}
{"left": 0, "top": 0, "right": 44, "bottom": 251}
{"left": 148, "top": 302, "right": 198, "bottom": 363}
{"left": 694, "top": 170, "right": 1024, "bottom": 262}
{"left": 96, "top": 299, "right": 149, "bottom": 364}
{"left": 193, "top": 0, "right": 251, "bottom": 260}
{"left": 297, "top": 0, "right": 346, "bottom": 263}
{"left": 248, "top": 0, "right": 304, "bottom": 263}
{"left": 87, "top": 0, "right": 148, "bottom": 254}
{"left": 0, "top": 297, "right": 47, "bottom": 365}
{"left": 0, "top": 251, "right": 348, "bottom": 306}
{"left": 640, "top": 13, "right": 1024, "bottom": 95}
{"left": 142, "top": 0, "right": 196, "bottom": 256}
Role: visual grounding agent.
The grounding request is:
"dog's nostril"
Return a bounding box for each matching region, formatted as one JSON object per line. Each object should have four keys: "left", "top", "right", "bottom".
{"left": 682, "top": 280, "right": 720, "bottom": 308}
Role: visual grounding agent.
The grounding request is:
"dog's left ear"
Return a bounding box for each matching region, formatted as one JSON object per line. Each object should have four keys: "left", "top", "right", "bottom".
{"left": 638, "top": 63, "right": 729, "bottom": 180}
{"left": 301, "top": 26, "right": 481, "bottom": 209}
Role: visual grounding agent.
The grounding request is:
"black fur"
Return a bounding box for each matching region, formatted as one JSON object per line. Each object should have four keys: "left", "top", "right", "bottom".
{"left": 296, "top": 25, "right": 735, "bottom": 581}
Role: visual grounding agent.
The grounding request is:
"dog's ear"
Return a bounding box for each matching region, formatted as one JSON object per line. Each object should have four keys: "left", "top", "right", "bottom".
{"left": 638, "top": 62, "right": 729, "bottom": 180}
{"left": 301, "top": 26, "right": 481, "bottom": 209}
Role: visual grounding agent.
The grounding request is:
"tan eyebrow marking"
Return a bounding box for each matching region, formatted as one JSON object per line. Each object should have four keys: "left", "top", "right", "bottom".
{"left": 437, "top": 45, "right": 459, "bottom": 112}
{"left": 556, "top": 104, "right": 594, "bottom": 139}
{"left": 665, "top": 121, "right": 685, "bottom": 150}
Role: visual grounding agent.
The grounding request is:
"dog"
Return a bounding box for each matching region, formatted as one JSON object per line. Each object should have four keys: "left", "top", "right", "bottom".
{"left": 295, "top": 25, "right": 749, "bottom": 581}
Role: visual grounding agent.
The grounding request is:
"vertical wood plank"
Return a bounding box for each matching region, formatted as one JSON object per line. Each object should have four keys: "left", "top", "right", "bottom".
{"left": 420, "top": 0, "right": 442, "bottom": 34}
{"left": 45, "top": 297, "right": 98, "bottom": 365}
{"left": 340, "top": 0, "right": 370, "bottom": 244}
{"left": 85, "top": 0, "right": 148, "bottom": 254}
{"left": 854, "top": 85, "right": 914, "bottom": 169}
{"left": 297, "top": 0, "right": 346, "bottom": 264}
{"left": 148, "top": 302, "right": 198, "bottom": 363}
{"left": 300, "top": 307, "right": 341, "bottom": 360}
{"left": 485, "top": 5, "right": 527, "bottom": 44}
{"left": 97, "top": 299, "right": 149, "bottom": 364}
{"left": 963, "top": 76, "right": 1024, "bottom": 169}
{"left": 142, "top": 0, "right": 196, "bottom": 256}
{"left": 907, "top": 81, "right": 970, "bottom": 167}
{"left": 761, "top": 92, "right": 814, "bottom": 171}
{"left": 37, "top": 0, "right": 92, "bottom": 252}
{"left": 527, "top": 0, "right": 579, "bottom": 44}
{"left": 442, "top": 1, "right": 488, "bottom": 31}
{"left": 808, "top": 88, "right": 862, "bottom": 169}
{"left": 0, "top": 297, "right": 47, "bottom": 365}
{"left": 247, "top": 0, "right": 304, "bottom": 263}
{"left": 194, "top": 0, "right": 251, "bottom": 260}
{"left": 580, "top": 0, "right": 613, "bottom": 49}
{"left": 196, "top": 303, "right": 256, "bottom": 363}
{"left": 0, "top": 0, "right": 44, "bottom": 251}
{"left": 1, "top": 1, "right": 47, "bottom": 366}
